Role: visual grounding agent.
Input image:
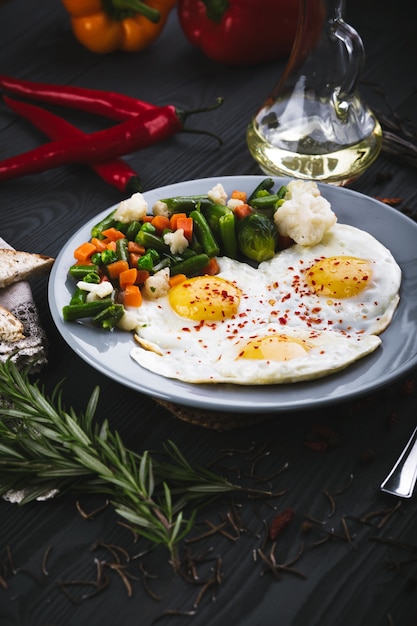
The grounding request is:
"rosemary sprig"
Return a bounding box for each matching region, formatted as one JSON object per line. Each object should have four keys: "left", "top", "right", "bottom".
{"left": 0, "top": 360, "right": 271, "bottom": 569}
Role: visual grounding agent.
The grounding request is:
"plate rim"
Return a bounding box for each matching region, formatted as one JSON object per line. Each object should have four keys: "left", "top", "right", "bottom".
{"left": 48, "top": 175, "right": 417, "bottom": 413}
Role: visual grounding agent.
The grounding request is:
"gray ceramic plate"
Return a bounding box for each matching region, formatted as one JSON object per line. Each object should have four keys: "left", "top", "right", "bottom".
{"left": 48, "top": 176, "right": 417, "bottom": 413}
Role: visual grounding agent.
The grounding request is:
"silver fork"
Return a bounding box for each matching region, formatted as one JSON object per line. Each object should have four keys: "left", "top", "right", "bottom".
{"left": 381, "top": 424, "right": 417, "bottom": 498}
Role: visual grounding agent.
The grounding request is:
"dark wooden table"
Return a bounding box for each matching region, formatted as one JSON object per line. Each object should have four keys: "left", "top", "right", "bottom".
{"left": 1, "top": 1, "right": 417, "bottom": 625}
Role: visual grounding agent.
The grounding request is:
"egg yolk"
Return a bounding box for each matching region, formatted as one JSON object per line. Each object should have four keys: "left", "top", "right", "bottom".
{"left": 238, "top": 334, "right": 310, "bottom": 361}
{"left": 169, "top": 275, "right": 242, "bottom": 321}
{"left": 306, "top": 256, "right": 372, "bottom": 298}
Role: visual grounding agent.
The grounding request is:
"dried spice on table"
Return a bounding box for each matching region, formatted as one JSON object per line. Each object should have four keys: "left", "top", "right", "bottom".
{"left": 62, "top": 0, "right": 176, "bottom": 54}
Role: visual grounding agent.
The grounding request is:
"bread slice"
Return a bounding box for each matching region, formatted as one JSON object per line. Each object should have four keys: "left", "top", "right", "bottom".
{"left": 0, "top": 305, "right": 25, "bottom": 342}
{"left": 0, "top": 249, "right": 54, "bottom": 288}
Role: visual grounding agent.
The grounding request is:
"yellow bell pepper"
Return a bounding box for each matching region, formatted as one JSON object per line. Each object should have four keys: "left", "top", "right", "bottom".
{"left": 62, "top": 0, "right": 176, "bottom": 53}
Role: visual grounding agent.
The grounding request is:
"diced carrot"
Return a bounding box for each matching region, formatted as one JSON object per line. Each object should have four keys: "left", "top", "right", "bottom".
{"left": 142, "top": 215, "right": 153, "bottom": 222}
{"left": 135, "top": 269, "right": 150, "bottom": 284}
{"left": 151, "top": 214, "right": 171, "bottom": 234}
{"left": 233, "top": 203, "right": 253, "bottom": 220}
{"left": 106, "top": 241, "right": 117, "bottom": 252}
{"left": 74, "top": 241, "right": 97, "bottom": 262}
{"left": 119, "top": 267, "right": 138, "bottom": 289}
{"left": 176, "top": 216, "right": 193, "bottom": 242}
{"left": 170, "top": 212, "right": 187, "bottom": 230}
{"left": 127, "top": 241, "right": 145, "bottom": 255}
{"left": 169, "top": 273, "right": 187, "bottom": 288}
{"left": 101, "top": 227, "right": 126, "bottom": 241}
{"left": 231, "top": 190, "right": 247, "bottom": 202}
{"left": 107, "top": 259, "right": 129, "bottom": 279}
{"left": 203, "top": 257, "right": 220, "bottom": 276}
{"left": 129, "top": 252, "right": 140, "bottom": 268}
{"left": 123, "top": 284, "right": 142, "bottom": 307}
{"left": 91, "top": 237, "right": 108, "bottom": 253}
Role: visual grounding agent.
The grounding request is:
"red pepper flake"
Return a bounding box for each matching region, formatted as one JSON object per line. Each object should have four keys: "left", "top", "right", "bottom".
{"left": 269, "top": 507, "right": 294, "bottom": 541}
{"left": 374, "top": 196, "right": 403, "bottom": 206}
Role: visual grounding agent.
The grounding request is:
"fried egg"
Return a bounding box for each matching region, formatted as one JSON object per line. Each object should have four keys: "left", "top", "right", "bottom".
{"left": 131, "top": 323, "right": 381, "bottom": 384}
{"left": 260, "top": 223, "right": 401, "bottom": 336}
{"left": 129, "top": 223, "right": 400, "bottom": 385}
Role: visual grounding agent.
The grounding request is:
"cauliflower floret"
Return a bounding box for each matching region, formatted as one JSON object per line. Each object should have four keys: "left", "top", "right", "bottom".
{"left": 76, "top": 280, "right": 114, "bottom": 301}
{"left": 144, "top": 268, "right": 170, "bottom": 299}
{"left": 208, "top": 183, "right": 227, "bottom": 206}
{"left": 163, "top": 228, "right": 189, "bottom": 255}
{"left": 227, "top": 198, "right": 244, "bottom": 210}
{"left": 117, "top": 310, "right": 138, "bottom": 331}
{"left": 114, "top": 192, "right": 148, "bottom": 224}
{"left": 152, "top": 200, "right": 170, "bottom": 218}
{"left": 274, "top": 181, "right": 337, "bottom": 246}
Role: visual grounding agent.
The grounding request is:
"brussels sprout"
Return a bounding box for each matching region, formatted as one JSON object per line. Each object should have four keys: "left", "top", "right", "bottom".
{"left": 237, "top": 213, "right": 276, "bottom": 262}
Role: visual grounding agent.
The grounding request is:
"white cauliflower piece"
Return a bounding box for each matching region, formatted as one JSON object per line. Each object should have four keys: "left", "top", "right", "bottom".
{"left": 117, "top": 310, "right": 138, "bottom": 331}
{"left": 274, "top": 180, "right": 337, "bottom": 246}
{"left": 144, "top": 268, "right": 170, "bottom": 299}
{"left": 227, "top": 198, "right": 244, "bottom": 210}
{"left": 76, "top": 280, "right": 114, "bottom": 300}
{"left": 163, "top": 228, "right": 189, "bottom": 255}
{"left": 152, "top": 200, "right": 170, "bottom": 218}
{"left": 208, "top": 183, "right": 227, "bottom": 205}
{"left": 114, "top": 192, "right": 148, "bottom": 224}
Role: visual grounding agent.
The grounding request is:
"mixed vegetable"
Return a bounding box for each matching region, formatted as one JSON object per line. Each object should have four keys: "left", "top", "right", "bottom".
{"left": 63, "top": 178, "right": 291, "bottom": 330}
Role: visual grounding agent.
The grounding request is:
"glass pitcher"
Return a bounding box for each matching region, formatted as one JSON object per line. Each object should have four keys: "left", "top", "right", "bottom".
{"left": 247, "top": 0, "right": 382, "bottom": 186}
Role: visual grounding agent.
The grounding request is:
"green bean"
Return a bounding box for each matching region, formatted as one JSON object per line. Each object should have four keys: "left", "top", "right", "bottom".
{"left": 248, "top": 178, "right": 275, "bottom": 203}
{"left": 69, "top": 286, "right": 87, "bottom": 306}
{"left": 69, "top": 264, "right": 99, "bottom": 279}
{"left": 189, "top": 210, "right": 220, "bottom": 258}
{"left": 250, "top": 194, "right": 281, "bottom": 209}
{"left": 125, "top": 220, "right": 142, "bottom": 240}
{"left": 116, "top": 238, "right": 129, "bottom": 262}
{"left": 93, "top": 304, "right": 124, "bottom": 330}
{"left": 170, "top": 253, "right": 210, "bottom": 277}
{"left": 160, "top": 195, "right": 214, "bottom": 214}
{"left": 135, "top": 230, "right": 170, "bottom": 255}
{"left": 62, "top": 298, "right": 114, "bottom": 322}
{"left": 90, "top": 210, "right": 117, "bottom": 239}
{"left": 219, "top": 212, "right": 237, "bottom": 259}
{"left": 202, "top": 203, "right": 232, "bottom": 237}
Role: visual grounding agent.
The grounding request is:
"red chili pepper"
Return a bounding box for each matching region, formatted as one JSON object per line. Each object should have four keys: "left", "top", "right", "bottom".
{"left": 4, "top": 96, "right": 142, "bottom": 194}
{"left": 269, "top": 507, "right": 294, "bottom": 541}
{"left": 177, "top": 0, "right": 300, "bottom": 66}
{"left": 0, "top": 98, "right": 223, "bottom": 182}
{"left": 0, "top": 74, "right": 155, "bottom": 121}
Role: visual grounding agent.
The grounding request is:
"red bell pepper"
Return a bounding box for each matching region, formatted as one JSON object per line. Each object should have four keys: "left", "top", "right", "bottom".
{"left": 177, "top": 0, "right": 300, "bottom": 66}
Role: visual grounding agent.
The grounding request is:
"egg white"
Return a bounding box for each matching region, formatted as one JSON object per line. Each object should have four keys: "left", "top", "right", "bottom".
{"left": 131, "top": 323, "right": 381, "bottom": 384}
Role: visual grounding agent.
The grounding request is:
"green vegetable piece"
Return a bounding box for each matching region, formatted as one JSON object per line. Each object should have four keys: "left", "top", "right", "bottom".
{"left": 125, "top": 220, "right": 142, "bottom": 240}
{"left": 202, "top": 203, "right": 232, "bottom": 238}
{"left": 83, "top": 272, "right": 101, "bottom": 284}
{"left": 140, "top": 222, "right": 156, "bottom": 233}
{"left": 135, "top": 230, "right": 170, "bottom": 255}
{"left": 138, "top": 250, "right": 156, "bottom": 271}
{"left": 91, "top": 209, "right": 117, "bottom": 239}
{"left": 170, "top": 253, "right": 210, "bottom": 277}
{"left": 92, "top": 304, "right": 124, "bottom": 330}
{"left": 160, "top": 195, "right": 214, "bottom": 214}
{"left": 219, "top": 212, "right": 237, "bottom": 259}
{"left": 101, "top": 249, "right": 118, "bottom": 265}
{"left": 116, "top": 238, "right": 129, "bottom": 262}
{"left": 69, "top": 286, "right": 87, "bottom": 306}
{"left": 189, "top": 210, "right": 220, "bottom": 258}
{"left": 62, "top": 298, "right": 114, "bottom": 322}
{"left": 237, "top": 213, "right": 277, "bottom": 262}
{"left": 69, "top": 264, "right": 99, "bottom": 280}
{"left": 248, "top": 178, "right": 275, "bottom": 203}
{"left": 250, "top": 194, "right": 280, "bottom": 210}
